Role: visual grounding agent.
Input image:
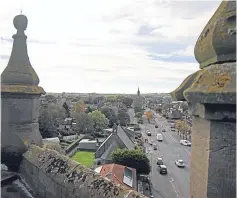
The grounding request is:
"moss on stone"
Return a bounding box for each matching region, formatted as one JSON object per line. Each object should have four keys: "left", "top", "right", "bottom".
{"left": 23, "top": 145, "right": 147, "bottom": 198}
{"left": 1, "top": 84, "right": 45, "bottom": 94}
{"left": 194, "top": 1, "right": 236, "bottom": 68}
{"left": 187, "top": 64, "right": 234, "bottom": 93}
{"left": 170, "top": 71, "right": 200, "bottom": 101}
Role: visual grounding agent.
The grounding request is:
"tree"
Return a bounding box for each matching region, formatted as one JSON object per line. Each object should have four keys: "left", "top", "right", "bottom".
{"left": 100, "top": 106, "right": 118, "bottom": 128}
{"left": 180, "top": 102, "right": 188, "bottom": 112}
{"left": 44, "top": 94, "right": 57, "bottom": 103}
{"left": 155, "top": 105, "right": 162, "bottom": 113}
{"left": 111, "top": 148, "right": 150, "bottom": 174}
{"left": 39, "top": 103, "right": 65, "bottom": 138}
{"left": 121, "top": 97, "right": 133, "bottom": 108}
{"left": 88, "top": 110, "right": 109, "bottom": 132}
{"left": 85, "top": 106, "right": 97, "bottom": 114}
{"left": 134, "top": 106, "right": 143, "bottom": 114}
{"left": 93, "top": 96, "right": 105, "bottom": 105}
{"left": 145, "top": 111, "right": 153, "bottom": 123}
{"left": 175, "top": 120, "right": 190, "bottom": 139}
{"left": 73, "top": 100, "right": 85, "bottom": 113}
{"left": 117, "top": 110, "right": 130, "bottom": 126}
{"left": 72, "top": 112, "right": 94, "bottom": 134}
{"left": 62, "top": 102, "right": 70, "bottom": 117}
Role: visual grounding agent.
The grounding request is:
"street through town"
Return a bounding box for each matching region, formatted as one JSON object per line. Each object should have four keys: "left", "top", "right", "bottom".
{"left": 140, "top": 112, "right": 191, "bottom": 198}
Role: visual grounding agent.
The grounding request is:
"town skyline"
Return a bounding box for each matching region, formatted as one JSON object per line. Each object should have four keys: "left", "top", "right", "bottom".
{"left": 0, "top": 0, "right": 221, "bottom": 93}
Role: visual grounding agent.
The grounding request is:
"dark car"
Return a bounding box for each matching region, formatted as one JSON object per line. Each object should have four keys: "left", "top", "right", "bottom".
{"left": 162, "top": 129, "right": 166, "bottom": 132}
{"left": 155, "top": 125, "right": 158, "bottom": 128}
{"left": 158, "top": 165, "right": 167, "bottom": 174}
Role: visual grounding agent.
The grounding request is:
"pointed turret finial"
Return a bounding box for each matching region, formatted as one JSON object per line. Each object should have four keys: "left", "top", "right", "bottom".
{"left": 1, "top": 14, "right": 40, "bottom": 86}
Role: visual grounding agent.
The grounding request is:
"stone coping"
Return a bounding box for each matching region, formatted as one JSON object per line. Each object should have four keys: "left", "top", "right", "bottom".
{"left": 22, "top": 145, "right": 147, "bottom": 198}
{"left": 184, "top": 62, "right": 236, "bottom": 104}
{"left": 171, "top": 62, "right": 236, "bottom": 104}
{"left": 1, "top": 84, "right": 45, "bottom": 95}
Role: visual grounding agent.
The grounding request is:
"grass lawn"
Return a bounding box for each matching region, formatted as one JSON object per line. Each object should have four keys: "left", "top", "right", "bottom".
{"left": 72, "top": 151, "right": 95, "bottom": 168}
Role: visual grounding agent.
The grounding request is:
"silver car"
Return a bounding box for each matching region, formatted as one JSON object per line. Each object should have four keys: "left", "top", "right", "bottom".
{"left": 175, "top": 160, "right": 185, "bottom": 167}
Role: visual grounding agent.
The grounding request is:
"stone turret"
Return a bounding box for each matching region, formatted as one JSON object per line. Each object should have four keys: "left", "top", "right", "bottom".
{"left": 1, "top": 14, "right": 45, "bottom": 170}
{"left": 171, "top": 1, "right": 236, "bottom": 198}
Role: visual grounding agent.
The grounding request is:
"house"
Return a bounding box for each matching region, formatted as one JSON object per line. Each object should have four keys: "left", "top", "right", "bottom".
{"left": 95, "top": 124, "right": 135, "bottom": 165}
{"left": 168, "top": 109, "right": 183, "bottom": 119}
{"left": 94, "top": 164, "right": 137, "bottom": 191}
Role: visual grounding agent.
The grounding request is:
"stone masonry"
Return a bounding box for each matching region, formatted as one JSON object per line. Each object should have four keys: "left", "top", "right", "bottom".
{"left": 171, "top": 1, "right": 236, "bottom": 198}
{"left": 1, "top": 14, "right": 45, "bottom": 170}
{"left": 1, "top": 14, "right": 146, "bottom": 198}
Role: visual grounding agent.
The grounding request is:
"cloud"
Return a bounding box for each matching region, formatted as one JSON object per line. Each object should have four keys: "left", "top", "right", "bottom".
{"left": 0, "top": 0, "right": 221, "bottom": 93}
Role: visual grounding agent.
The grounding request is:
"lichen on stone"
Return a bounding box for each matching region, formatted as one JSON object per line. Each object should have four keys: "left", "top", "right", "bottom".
{"left": 22, "top": 145, "right": 147, "bottom": 198}
{"left": 1, "top": 84, "right": 45, "bottom": 94}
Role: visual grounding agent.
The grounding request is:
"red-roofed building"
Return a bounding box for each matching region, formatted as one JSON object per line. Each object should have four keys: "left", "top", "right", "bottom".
{"left": 94, "top": 164, "right": 137, "bottom": 190}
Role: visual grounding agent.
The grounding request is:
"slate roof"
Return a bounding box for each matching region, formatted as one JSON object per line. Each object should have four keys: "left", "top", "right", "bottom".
{"left": 117, "top": 125, "right": 134, "bottom": 150}
{"left": 100, "top": 141, "right": 119, "bottom": 160}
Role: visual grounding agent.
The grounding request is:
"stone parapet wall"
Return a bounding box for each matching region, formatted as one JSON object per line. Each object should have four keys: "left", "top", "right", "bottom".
{"left": 20, "top": 145, "right": 146, "bottom": 198}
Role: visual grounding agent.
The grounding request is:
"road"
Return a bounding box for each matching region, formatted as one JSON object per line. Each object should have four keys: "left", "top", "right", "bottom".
{"left": 127, "top": 108, "right": 136, "bottom": 124}
{"left": 140, "top": 113, "right": 191, "bottom": 198}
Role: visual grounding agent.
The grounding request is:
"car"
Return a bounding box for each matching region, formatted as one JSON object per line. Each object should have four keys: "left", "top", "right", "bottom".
{"left": 162, "top": 129, "right": 166, "bottom": 132}
{"left": 156, "top": 158, "right": 163, "bottom": 165}
{"left": 171, "top": 129, "right": 175, "bottom": 132}
{"left": 180, "top": 140, "right": 191, "bottom": 146}
{"left": 157, "top": 133, "right": 163, "bottom": 141}
{"left": 158, "top": 164, "right": 167, "bottom": 174}
{"left": 175, "top": 160, "right": 185, "bottom": 167}
{"left": 147, "top": 131, "right": 151, "bottom": 136}
{"left": 155, "top": 125, "right": 158, "bottom": 128}
{"left": 153, "top": 144, "right": 157, "bottom": 150}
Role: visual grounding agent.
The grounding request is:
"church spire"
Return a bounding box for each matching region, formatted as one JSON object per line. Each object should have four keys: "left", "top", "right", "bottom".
{"left": 137, "top": 86, "right": 140, "bottom": 96}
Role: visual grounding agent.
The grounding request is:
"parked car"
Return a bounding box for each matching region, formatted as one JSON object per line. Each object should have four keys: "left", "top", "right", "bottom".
{"left": 157, "top": 133, "right": 163, "bottom": 141}
{"left": 158, "top": 165, "right": 167, "bottom": 174}
{"left": 180, "top": 140, "right": 191, "bottom": 146}
{"left": 162, "top": 129, "right": 166, "bottom": 132}
{"left": 171, "top": 129, "right": 175, "bottom": 132}
{"left": 147, "top": 130, "right": 151, "bottom": 136}
{"left": 175, "top": 160, "right": 185, "bottom": 167}
{"left": 155, "top": 125, "right": 158, "bottom": 128}
{"left": 156, "top": 157, "right": 163, "bottom": 165}
{"left": 153, "top": 144, "right": 157, "bottom": 150}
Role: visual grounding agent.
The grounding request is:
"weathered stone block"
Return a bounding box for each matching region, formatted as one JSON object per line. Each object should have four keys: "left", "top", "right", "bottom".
{"left": 20, "top": 145, "right": 147, "bottom": 198}
{"left": 1, "top": 97, "right": 40, "bottom": 124}
{"left": 190, "top": 116, "right": 210, "bottom": 198}
{"left": 189, "top": 103, "right": 236, "bottom": 121}
{"left": 207, "top": 121, "right": 236, "bottom": 198}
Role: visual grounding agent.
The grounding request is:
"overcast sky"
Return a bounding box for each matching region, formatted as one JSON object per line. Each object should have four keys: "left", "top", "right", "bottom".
{"left": 0, "top": 0, "right": 221, "bottom": 94}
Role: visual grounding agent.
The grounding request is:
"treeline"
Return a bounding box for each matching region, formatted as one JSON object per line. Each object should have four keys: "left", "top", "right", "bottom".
{"left": 38, "top": 95, "right": 134, "bottom": 138}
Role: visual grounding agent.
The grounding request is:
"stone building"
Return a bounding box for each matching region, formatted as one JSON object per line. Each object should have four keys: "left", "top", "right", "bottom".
{"left": 1, "top": 14, "right": 145, "bottom": 198}
{"left": 171, "top": 1, "right": 236, "bottom": 198}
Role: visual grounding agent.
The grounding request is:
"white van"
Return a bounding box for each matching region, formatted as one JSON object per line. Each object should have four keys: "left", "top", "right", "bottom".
{"left": 157, "top": 133, "right": 163, "bottom": 141}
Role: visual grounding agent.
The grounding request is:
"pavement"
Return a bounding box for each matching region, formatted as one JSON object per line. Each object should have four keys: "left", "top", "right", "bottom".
{"left": 140, "top": 113, "right": 191, "bottom": 198}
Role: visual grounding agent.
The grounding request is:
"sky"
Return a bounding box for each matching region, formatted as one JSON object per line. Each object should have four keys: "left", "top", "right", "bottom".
{"left": 0, "top": 0, "right": 221, "bottom": 94}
